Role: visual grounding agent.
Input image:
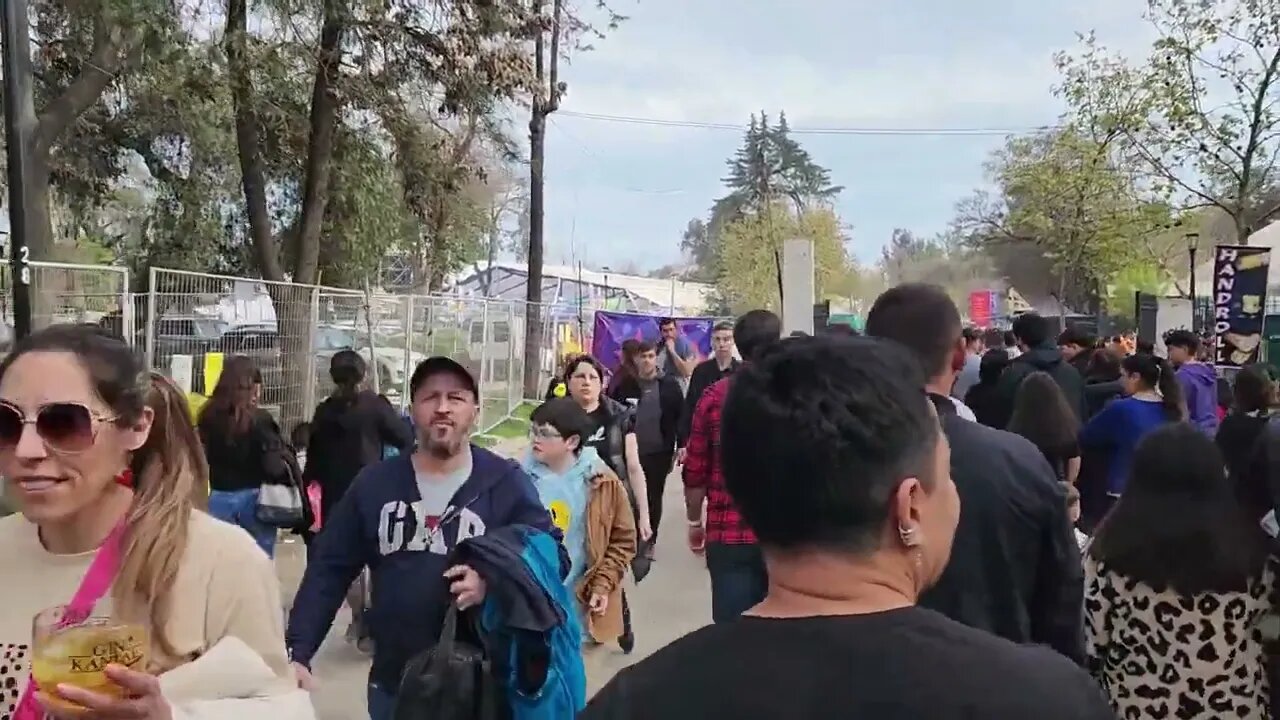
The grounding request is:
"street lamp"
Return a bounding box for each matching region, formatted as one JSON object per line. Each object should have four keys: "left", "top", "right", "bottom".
{"left": 1186, "top": 232, "right": 1200, "bottom": 332}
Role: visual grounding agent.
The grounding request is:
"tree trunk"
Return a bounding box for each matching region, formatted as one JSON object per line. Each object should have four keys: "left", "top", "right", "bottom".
{"left": 276, "top": 0, "right": 344, "bottom": 426}
{"left": 523, "top": 110, "right": 547, "bottom": 396}
{"left": 225, "top": 0, "right": 279, "bottom": 282}
{"left": 522, "top": 0, "right": 561, "bottom": 398}
{"left": 27, "top": 17, "right": 138, "bottom": 261}
{"left": 293, "top": 0, "right": 344, "bottom": 286}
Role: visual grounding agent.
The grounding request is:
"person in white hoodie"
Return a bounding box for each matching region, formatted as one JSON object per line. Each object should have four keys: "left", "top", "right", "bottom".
{"left": 0, "top": 324, "right": 313, "bottom": 720}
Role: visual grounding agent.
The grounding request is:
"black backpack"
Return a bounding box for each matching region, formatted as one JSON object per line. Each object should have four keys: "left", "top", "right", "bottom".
{"left": 393, "top": 605, "right": 505, "bottom": 720}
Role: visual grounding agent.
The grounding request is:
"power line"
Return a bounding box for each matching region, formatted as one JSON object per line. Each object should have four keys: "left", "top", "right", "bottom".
{"left": 557, "top": 109, "right": 1061, "bottom": 137}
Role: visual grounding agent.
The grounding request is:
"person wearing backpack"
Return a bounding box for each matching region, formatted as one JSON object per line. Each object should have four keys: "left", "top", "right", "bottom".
{"left": 285, "top": 357, "right": 564, "bottom": 720}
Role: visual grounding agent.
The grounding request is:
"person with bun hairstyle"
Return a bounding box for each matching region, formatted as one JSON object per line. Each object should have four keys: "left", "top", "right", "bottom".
{"left": 0, "top": 324, "right": 311, "bottom": 720}
{"left": 1079, "top": 352, "right": 1185, "bottom": 515}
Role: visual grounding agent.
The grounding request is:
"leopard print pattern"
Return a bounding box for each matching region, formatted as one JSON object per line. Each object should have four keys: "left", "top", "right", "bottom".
{"left": 0, "top": 643, "right": 30, "bottom": 720}
{"left": 1084, "top": 557, "right": 1275, "bottom": 719}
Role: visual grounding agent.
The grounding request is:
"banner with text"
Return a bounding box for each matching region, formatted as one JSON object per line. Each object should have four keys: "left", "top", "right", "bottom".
{"left": 1213, "top": 244, "right": 1271, "bottom": 368}
{"left": 592, "top": 312, "right": 714, "bottom": 375}
{"left": 967, "top": 290, "right": 999, "bottom": 327}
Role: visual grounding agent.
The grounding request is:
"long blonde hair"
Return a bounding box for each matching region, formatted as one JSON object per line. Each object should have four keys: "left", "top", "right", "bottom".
{"left": 116, "top": 373, "right": 208, "bottom": 656}
{"left": 0, "top": 326, "right": 208, "bottom": 657}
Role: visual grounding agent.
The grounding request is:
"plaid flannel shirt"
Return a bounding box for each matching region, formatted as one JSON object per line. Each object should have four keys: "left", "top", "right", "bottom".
{"left": 682, "top": 376, "right": 756, "bottom": 545}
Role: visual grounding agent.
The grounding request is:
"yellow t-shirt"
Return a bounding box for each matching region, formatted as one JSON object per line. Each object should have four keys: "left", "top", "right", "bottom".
{"left": 0, "top": 510, "right": 292, "bottom": 715}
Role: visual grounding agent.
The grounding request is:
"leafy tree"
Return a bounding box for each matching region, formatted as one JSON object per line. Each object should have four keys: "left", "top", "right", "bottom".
{"left": 956, "top": 126, "right": 1169, "bottom": 316}
{"left": 683, "top": 111, "right": 843, "bottom": 295}
{"left": 1057, "top": 1, "right": 1280, "bottom": 242}
{"left": 878, "top": 228, "right": 991, "bottom": 306}
{"left": 9, "top": 0, "right": 184, "bottom": 260}
{"left": 716, "top": 205, "right": 849, "bottom": 313}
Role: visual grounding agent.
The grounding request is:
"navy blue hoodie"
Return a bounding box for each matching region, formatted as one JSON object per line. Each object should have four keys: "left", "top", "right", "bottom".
{"left": 286, "top": 445, "right": 560, "bottom": 691}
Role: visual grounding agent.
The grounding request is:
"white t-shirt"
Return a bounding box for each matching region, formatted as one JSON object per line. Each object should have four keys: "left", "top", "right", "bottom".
{"left": 948, "top": 396, "right": 977, "bottom": 422}
{"left": 0, "top": 510, "right": 292, "bottom": 716}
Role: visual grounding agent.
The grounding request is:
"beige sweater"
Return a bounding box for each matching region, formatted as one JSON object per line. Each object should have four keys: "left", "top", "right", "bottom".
{"left": 0, "top": 510, "right": 307, "bottom": 718}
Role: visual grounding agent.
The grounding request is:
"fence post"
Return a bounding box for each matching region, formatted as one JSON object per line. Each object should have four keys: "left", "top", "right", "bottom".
{"left": 120, "top": 268, "right": 134, "bottom": 347}
{"left": 302, "top": 286, "right": 320, "bottom": 414}
{"left": 401, "top": 295, "right": 415, "bottom": 412}
{"left": 480, "top": 298, "right": 491, "bottom": 388}
{"left": 144, "top": 267, "right": 158, "bottom": 370}
{"left": 507, "top": 301, "right": 517, "bottom": 414}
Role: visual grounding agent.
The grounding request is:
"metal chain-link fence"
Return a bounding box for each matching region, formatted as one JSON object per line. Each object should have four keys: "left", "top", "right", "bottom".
{"left": 0, "top": 262, "right": 132, "bottom": 349}
{"left": 145, "top": 268, "right": 531, "bottom": 432}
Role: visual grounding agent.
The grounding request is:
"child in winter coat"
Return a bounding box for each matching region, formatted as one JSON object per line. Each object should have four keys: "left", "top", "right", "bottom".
{"left": 522, "top": 398, "right": 637, "bottom": 645}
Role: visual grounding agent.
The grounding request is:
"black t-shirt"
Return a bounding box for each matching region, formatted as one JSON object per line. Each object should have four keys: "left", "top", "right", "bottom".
{"left": 580, "top": 608, "right": 1113, "bottom": 720}
{"left": 1040, "top": 440, "right": 1081, "bottom": 482}
{"left": 582, "top": 405, "right": 614, "bottom": 470}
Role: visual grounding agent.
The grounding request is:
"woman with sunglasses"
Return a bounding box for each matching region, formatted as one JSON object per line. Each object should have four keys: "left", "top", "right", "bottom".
{"left": 0, "top": 324, "right": 312, "bottom": 720}
{"left": 198, "top": 355, "right": 295, "bottom": 558}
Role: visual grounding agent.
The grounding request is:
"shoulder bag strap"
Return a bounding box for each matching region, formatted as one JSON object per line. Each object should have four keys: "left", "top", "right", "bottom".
{"left": 14, "top": 520, "right": 126, "bottom": 720}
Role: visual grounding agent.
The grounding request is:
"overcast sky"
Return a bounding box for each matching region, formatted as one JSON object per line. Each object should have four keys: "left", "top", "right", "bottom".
{"left": 537, "top": 0, "right": 1156, "bottom": 272}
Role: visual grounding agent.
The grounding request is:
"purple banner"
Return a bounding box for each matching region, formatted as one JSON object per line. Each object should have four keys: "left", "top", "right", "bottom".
{"left": 591, "top": 311, "right": 715, "bottom": 374}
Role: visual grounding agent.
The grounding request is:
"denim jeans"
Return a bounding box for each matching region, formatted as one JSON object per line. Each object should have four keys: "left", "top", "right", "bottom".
{"left": 207, "top": 488, "right": 278, "bottom": 558}
{"left": 705, "top": 542, "right": 768, "bottom": 623}
{"left": 367, "top": 683, "right": 395, "bottom": 720}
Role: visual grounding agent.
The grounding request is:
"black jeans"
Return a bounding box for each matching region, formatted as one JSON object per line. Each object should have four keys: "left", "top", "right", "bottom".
{"left": 639, "top": 451, "right": 674, "bottom": 543}
{"left": 706, "top": 542, "right": 768, "bottom": 623}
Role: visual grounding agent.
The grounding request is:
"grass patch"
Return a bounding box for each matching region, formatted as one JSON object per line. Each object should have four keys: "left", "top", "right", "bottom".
{"left": 488, "top": 416, "right": 530, "bottom": 440}
{"left": 472, "top": 435, "right": 497, "bottom": 448}
{"left": 512, "top": 401, "right": 538, "bottom": 421}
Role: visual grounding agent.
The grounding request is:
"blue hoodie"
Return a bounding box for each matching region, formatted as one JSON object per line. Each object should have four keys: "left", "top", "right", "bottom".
{"left": 1177, "top": 362, "right": 1220, "bottom": 435}
{"left": 286, "top": 445, "right": 561, "bottom": 692}
{"left": 521, "top": 447, "right": 602, "bottom": 598}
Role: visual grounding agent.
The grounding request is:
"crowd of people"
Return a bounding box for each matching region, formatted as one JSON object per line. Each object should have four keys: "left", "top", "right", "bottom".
{"left": 2, "top": 285, "right": 1280, "bottom": 719}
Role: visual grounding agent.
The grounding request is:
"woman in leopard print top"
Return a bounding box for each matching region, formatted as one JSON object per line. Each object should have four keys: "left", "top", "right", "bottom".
{"left": 1084, "top": 424, "right": 1275, "bottom": 719}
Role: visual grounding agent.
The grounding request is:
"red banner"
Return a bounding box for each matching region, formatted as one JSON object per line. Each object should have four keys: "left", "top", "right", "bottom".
{"left": 968, "top": 291, "right": 993, "bottom": 327}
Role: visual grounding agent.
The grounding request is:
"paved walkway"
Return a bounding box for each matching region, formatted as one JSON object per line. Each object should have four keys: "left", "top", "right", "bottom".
{"left": 277, "top": 457, "right": 712, "bottom": 718}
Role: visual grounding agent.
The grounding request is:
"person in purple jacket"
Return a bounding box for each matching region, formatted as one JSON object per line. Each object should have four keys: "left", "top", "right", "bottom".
{"left": 1164, "top": 330, "right": 1220, "bottom": 435}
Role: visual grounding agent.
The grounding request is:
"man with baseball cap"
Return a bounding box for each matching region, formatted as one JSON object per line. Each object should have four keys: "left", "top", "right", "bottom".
{"left": 287, "top": 356, "right": 562, "bottom": 719}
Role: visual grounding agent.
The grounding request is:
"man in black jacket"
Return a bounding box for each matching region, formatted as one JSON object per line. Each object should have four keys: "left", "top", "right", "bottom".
{"left": 993, "top": 313, "right": 1087, "bottom": 428}
{"left": 867, "top": 284, "right": 1085, "bottom": 665}
{"left": 615, "top": 340, "right": 685, "bottom": 557}
{"left": 678, "top": 321, "right": 739, "bottom": 452}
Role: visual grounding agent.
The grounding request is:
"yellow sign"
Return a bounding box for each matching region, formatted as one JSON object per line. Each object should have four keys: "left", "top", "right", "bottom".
{"left": 203, "top": 352, "right": 224, "bottom": 393}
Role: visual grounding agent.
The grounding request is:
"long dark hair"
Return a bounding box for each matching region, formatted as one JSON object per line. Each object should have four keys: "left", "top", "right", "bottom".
{"left": 616, "top": 340, "right": 641, "bottom": 380}
{"left": 1233, "top": 364, "right": 1274, "bottom": 415}
{"left": 1121, "top": 352, "right": 1185, "bottom": 421}
{"left": 1090, "top": 423, "right": 1268, "bottom": 594}
{"left": 1008, "top": 371, "right": 1079, "bottom": 454}
{"left": 200, "top": 355, "right": 262, "bottom": 434}
{"left": 329, "top": 349, "right": 366, "bottom": 402}
{"left": 0, "top": 324, "right": 207, "bottom": 657}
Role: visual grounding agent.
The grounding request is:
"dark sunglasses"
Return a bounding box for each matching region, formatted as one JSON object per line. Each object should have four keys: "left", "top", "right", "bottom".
{"left": 0, "top": 402, "right": 116, "bottom": 454}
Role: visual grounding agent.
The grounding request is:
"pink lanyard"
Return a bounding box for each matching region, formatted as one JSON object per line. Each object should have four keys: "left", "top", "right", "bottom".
{"left": 13, "top": 522, "right": 126, "bottom": 720}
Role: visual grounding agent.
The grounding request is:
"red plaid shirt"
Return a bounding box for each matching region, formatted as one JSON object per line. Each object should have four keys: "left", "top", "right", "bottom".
{"left": 682, "top": 376, "right": 756, "bottom": 545}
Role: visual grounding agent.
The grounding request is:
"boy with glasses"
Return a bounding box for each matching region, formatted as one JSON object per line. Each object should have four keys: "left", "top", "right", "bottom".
{"left": 521, "top": 398, "right": 637, "bottom": 644}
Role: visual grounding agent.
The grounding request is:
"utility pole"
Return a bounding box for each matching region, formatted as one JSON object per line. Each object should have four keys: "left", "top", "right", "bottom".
{"left": 2, "top": 0, "right": 35, "bottom": 339}
{"left": 522, "top": 0, "right": 563, "bottom": 396}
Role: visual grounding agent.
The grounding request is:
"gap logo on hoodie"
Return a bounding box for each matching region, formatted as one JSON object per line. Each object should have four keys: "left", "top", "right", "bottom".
{"left": 378, "top": 456, "right": 482, "bottom": 556}
{"left": 377, "top": 500, "right": 487, "bottom": 556}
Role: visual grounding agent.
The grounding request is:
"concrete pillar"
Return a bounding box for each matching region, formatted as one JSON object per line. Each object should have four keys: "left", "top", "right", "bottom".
{"left": 781, "top": 237, "right": 815, "bottom": 335}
